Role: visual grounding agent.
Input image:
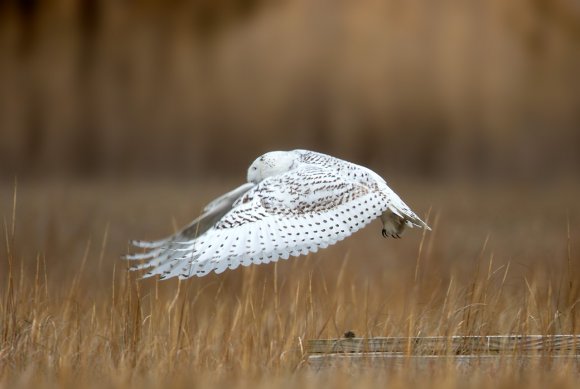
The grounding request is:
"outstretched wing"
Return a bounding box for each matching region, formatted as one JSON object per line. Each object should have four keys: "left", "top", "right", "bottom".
{"left": 124, "top": 183, "right": 254, "bottom": 260}
{"left": 128, "top": 166, "right": 392, "bottom": 280}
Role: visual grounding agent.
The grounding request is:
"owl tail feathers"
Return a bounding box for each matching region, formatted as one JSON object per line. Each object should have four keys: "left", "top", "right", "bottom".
{"left": 380, "top": 206, "right": 430, "bottom": 238}
{"left": 403, "top": 211, "right": 431, "bottom": 230}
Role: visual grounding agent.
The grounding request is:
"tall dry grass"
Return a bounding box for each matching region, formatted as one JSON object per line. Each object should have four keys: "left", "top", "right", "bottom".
{"left": 1, "top": 179, "right": 579, "bottom": 388}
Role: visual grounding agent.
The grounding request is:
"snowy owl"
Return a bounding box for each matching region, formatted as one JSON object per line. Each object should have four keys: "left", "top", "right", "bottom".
{"left": 125, "top": 149, "right": 430, "bottom": 279}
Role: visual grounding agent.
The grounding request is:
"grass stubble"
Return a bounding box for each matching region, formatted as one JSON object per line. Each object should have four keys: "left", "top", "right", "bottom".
{"left": 0, "top": 180, "right": 579, "bottom": 388}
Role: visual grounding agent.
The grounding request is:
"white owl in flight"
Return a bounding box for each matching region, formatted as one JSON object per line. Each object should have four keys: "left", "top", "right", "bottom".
{"left": 125, "top": 150, "right": 430, "bottom": 279}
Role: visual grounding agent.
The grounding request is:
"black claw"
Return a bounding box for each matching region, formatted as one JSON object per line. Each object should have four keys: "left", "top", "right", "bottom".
{"left": 382, "top": 229, "right": 388, "bottom": 238}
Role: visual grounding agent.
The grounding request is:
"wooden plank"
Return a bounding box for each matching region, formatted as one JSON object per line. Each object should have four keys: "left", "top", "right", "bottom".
{"left": 307, "top": 335, "right": 580, "bottom": 355}
{"left": 308, "top": 354, "right": 580, "bottom": 372}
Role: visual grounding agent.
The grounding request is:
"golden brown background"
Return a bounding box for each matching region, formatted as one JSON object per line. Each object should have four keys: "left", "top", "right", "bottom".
{"left": 1, "top": 1, "right": 580, "bottom": 387}
{"left": 1, "top": 0, "right": 579, "bottom": 181}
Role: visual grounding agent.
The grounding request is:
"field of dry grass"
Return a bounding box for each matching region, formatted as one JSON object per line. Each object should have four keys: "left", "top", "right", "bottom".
{"left": 1, "top": 0, "right": 579, "bottom": 387}
{"left": 1, "top": 178, "right": 579, "bottom": 388}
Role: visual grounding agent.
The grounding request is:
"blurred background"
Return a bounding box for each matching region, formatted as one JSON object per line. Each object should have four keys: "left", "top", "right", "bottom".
{"left": 1, "top": 5, "right": 580, "bottom": 383}
{"left": 1, "top": 0, "right": 579, "bottom": 182}
{"left": 0, "top": 0, "right": 579, "bottom": 285}
{"left": 0, "top": 3, "right": 580, "bottom": 365}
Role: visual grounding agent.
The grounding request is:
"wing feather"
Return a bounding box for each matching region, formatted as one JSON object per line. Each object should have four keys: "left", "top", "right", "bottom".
{"left": 124, "top": 183, "right": 254, "bottom": 263}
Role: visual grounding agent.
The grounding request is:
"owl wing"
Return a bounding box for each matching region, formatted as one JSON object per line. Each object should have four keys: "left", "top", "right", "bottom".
{"left": 124, "top": 182, "right": 254, "bottom": 258}
{"left": 127, "top": 166, "right": 392, "bottom": 280}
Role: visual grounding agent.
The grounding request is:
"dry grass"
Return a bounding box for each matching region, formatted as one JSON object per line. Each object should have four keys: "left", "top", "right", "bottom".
{"left": 1, "top": 179, "right": 579, "bottom": 388}
{"left": 2, "top": 1, "right": 579, "bottom": 386}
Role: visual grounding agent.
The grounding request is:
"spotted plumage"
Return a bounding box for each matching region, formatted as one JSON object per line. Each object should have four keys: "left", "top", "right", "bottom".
{"left": 124, "top": 149, "right": 430, "bottom": 279}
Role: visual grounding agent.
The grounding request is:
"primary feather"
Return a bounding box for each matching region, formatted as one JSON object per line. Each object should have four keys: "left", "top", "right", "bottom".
{"left": 125, "top": 149, "right": 430, "bottom": 279}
